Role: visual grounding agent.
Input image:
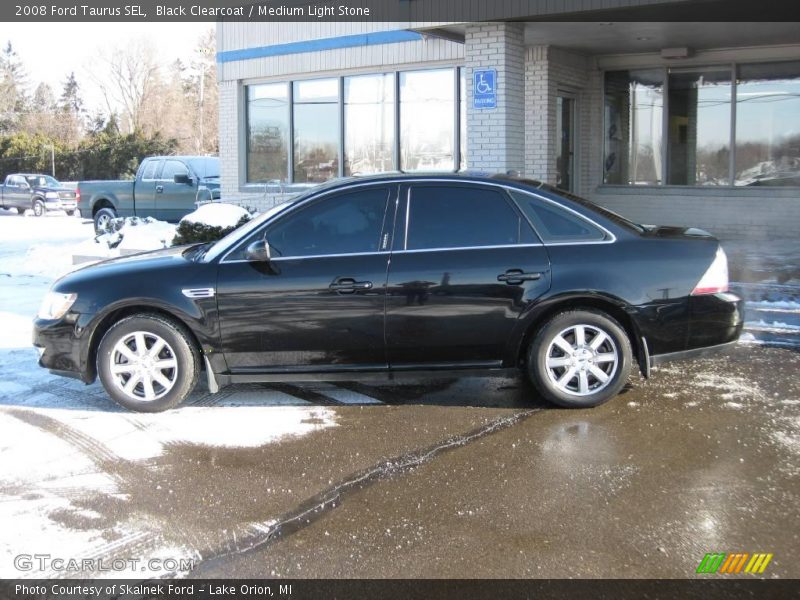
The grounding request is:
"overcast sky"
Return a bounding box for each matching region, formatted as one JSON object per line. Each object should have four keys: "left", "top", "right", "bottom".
{"left": 3, "top": 23, "right": 214, "bottom": 114}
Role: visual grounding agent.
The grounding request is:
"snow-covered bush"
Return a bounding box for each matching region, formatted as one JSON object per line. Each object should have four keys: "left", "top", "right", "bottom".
{"left": 91, "top": 216, "right": 176, "bottom": 251}
{"left": 172, "top": 203, "right": 252, "bottom": 246}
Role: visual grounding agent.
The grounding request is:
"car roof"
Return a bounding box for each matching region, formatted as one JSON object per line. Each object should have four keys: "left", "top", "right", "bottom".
{"left": 297, "top": 171, "right": 541, "bottom": 193}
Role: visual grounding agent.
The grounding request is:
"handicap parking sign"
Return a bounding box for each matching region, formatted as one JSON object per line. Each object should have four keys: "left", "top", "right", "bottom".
{"left": 473, "top": 69, "right": 497, "bottom": 109}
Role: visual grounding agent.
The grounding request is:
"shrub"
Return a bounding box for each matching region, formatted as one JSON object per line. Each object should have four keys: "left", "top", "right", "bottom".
{"left": 172, "top": 214, "right": 251, "bottom": 246}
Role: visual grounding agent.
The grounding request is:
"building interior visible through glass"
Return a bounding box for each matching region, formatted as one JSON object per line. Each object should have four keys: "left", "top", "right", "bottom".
{"left": 604, "top": 60, "right": 800, "bottom": 187}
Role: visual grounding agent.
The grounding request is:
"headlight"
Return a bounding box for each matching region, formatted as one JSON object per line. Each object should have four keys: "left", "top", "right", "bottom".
{"left": 45, "top": 191, "right": 59, "bottom": 199}
{"left": 38, "top": 292, "right": 77, "bottom": 320}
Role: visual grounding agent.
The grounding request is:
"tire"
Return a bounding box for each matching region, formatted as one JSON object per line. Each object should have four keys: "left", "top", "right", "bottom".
{"left": 96, "top": 314, "right": 200, "bottom": 412}
{"left": 94, "top": 207, "right": 116, "bottom": 232}
{"left": 66, "top": 210, "right": 76, "bottom": 216}
{"left": 33, "top": 199, "right": 46, "bottom": 217}
{"left": 526, "top": 309, "right": 632, "bottom": 408}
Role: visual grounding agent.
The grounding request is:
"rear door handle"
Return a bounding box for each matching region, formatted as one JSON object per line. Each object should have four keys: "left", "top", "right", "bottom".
{"left": 156, "top": 185, "right": 164, "bottom": 193}
{"left": 497, "top": 269, "right": 543, "bottom": 284}
{"left": 329, "top": 278, "right": 373, "bottom": 294}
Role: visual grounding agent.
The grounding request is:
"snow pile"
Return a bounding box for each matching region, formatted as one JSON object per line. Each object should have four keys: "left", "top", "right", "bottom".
{"left": 181, "top": 202, "right": 249, "bottom": 228}
{"left": 74, "top": 216, "right": 177, "bottom": 259}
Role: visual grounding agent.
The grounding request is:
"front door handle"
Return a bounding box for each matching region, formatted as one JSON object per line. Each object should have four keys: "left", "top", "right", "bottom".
{"left": 329, "top": 278, "right": 373, "bottom": 294}
{"left": 497, "top": 269, "right": 543, "bottom": 284}
{"left": 156, "top": 185, "right": 164, "bottom": 193}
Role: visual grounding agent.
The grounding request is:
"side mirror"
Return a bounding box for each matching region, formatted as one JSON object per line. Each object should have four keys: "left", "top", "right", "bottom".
{"left": 244, "top": 239, "right": 271, "bottom": 262}
{"left": 174, "top": 173, "right": 192, "bottom": 185}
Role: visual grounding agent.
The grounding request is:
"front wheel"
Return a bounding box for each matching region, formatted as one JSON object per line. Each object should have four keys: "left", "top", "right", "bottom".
{"left": 97, "top": 314, "right": 200, "bottom": 412}
{"left": 93, "top": 207, "right": 116, "bottom": 232}
{"left": 526, "top": 309, "right": 632, "bottom": 408}
{"left": 66, "top": 210, "right": 76, "bottom": 216}
{"left": 33, "top": 199, "right": 46, "bottom": 217}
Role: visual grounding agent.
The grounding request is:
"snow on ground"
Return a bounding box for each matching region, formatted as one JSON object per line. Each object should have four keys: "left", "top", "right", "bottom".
{"left": 181, "top": 202, "right": 249, "bottom": 228}
{"left": 0, "top": 212, "right": 338, "bottom": 577}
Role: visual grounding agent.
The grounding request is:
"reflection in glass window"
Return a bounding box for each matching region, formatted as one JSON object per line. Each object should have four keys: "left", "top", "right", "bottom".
{"left": 400, "top": 69, "right": 455, "bottom": 171}
{"left": 604, "top": 70, "right": 664, "bottom": 185}
{"left": 293, "top": 79, "right": 340, "bottom": 183}
{"left": 667, "top": 69, "right": 732, "bottom": 185}
{"left": 344, "top": 74, "right": 395, "bottom": 175}
{"left": 246, "top": 83, "right": 289, "bottom": 183}
{"left": 267, "top": 188, "right": 389, "bottom": 257}
{"left": 735, "top": 61, "right": 800, "bottom": 187}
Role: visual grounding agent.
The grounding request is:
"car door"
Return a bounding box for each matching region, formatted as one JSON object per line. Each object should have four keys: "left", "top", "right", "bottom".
{"left": 156, "top": 159, "right": 195, "bottom": 221}
{"left": 385, "top": 182, "right": 552, "bottom": 368}
{"left": 133, "top": 159, "right": 159, "bottom": 217}
{"left": 215, "top": 184, "right": 396, "bottom": 372}
{"left": 7, "top": 176, "right": 30, "bottom": 210}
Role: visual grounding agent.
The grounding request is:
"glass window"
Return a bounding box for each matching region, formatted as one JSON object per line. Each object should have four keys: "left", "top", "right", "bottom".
{"left": 293, "top": 79, "right": 339, "bottom": 183}
{"left": 667, "top": 68, "right": 732, "bottom": 185}
{"left": 247, "top": 83, "right": 289, "bottom": 183}
{"left": 266, "top": 187, "right": 389, "bottom": 257}
{"left": 459, "top": 68, "right": 466, "bottom": 171}
{"left": 406, "top": 185, "right": 523, "bottom": 250}
{"left": 400, "top": 69, "right": 455, "bottom": 171}
{"left": 735, "top": 61, "right": 800, "bottom": 187}
{"left": 160, "top": 160, "right": 188, "bottom": 181}
{"left": 510, "top": 191, "right": 606, "bottom": 243}
{"left": 344, "top": 74, "right": 395, "bottom": 176}
{"left": 140, "top": 160, "right": 159, "bottom": 180}
{"left": 604, "top": 69, "right": 665, "bottom": 185}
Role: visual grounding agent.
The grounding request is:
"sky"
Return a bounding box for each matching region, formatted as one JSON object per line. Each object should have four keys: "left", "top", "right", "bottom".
{"left": 2, "top": 23, "right": 214, "bottom": 114}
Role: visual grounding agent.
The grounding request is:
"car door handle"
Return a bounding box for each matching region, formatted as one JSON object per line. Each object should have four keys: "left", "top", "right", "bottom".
{"left": 156, "top": 185, "right": 164, "bottom": 193}
{"left": 329, "top": 278, "right": 373, "bottom": 293}
{"left": 497, "top": 270, "right": 543, "bottom": 284}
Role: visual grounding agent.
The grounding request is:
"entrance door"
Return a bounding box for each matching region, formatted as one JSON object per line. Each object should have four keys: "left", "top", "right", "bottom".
{"left": 556, "top": 94, "right": 576, "bottom": 192}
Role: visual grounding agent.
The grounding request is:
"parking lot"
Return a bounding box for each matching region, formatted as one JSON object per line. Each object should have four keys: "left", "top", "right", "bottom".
{"left": 1, "top": 212, "right": 798, "bottom": 579}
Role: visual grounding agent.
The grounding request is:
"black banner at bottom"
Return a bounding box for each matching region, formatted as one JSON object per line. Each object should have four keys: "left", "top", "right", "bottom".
{"left": 0, "top": 579, "right": 797, "bottom": 600}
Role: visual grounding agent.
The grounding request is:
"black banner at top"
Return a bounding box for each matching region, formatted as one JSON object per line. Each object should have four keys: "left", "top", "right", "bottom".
{"left": 4, "top": 0, "right": 800, "bottom": 22}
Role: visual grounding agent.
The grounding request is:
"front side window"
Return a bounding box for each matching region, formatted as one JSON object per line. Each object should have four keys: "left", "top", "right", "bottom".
{"left": 405, "top": 185, "right": 527, "bottom": 250}
{"left": 160, "top": 160, "right": 188, "bottom": 181}
{"left": 344, "top": 74, "right": 395, "bottom": 176}
{"left": 735, "top": 61, "right": 800, "bottom": 186}
{"left": 293, "top": 79, "right": 340, "bottom": 183}
{"left": 246, "top": 83, "right": 289, "bottom": 183}
{"left": 510, "top": 191, "right": 606, "bottom": 243}
{"left": 266, "top": 187, "right": 390, "bottom": 258}
{"left": 400, "top": 69, "right": 455, "bottom": 171}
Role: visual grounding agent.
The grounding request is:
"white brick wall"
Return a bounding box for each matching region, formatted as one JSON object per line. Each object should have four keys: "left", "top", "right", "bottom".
{"left": 464, "top": 23, "right": 525, "bottom": 173}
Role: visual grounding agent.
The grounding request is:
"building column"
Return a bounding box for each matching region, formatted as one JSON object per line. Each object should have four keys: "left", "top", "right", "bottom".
{"left": 464, "top": 22, "right": 525, "bottom": 174}
{"left": 524, "top": 45, "right": 556, "bottom": 184}
{"left": 218, "top": 79, "right": 242, "bottom": 199}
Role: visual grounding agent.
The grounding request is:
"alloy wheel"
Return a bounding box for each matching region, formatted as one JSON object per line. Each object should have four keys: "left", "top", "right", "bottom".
{"left": 544, "top": 324, "right": 619, "bottom": 396}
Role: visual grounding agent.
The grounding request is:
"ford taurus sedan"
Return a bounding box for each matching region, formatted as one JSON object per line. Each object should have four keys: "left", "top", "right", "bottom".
{"left": 33, "top": 173, "right": 743, "bottom": 412}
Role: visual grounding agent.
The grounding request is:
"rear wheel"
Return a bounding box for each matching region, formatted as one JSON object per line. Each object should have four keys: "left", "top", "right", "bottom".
{"left": 526, "top": 309, "right": 632, "bottom": 408}
{"left": 33, "top": 199, "right": 45, "bottom": 217}
{"left": 66, "top": 210, "right": 76, "bottom": 216}
{"left": 94, "top": 207, "right": 116, "bottom": 232}
{"left": 97, "top": 314, "right": 200, "bottom": 412}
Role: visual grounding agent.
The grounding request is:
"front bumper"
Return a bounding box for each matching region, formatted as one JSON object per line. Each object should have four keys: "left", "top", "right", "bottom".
{"left": 33, "top": 317, "right": 94, "bottom": 383}
{"left": 45, "top": 199, "right": 77, "bottom": 211}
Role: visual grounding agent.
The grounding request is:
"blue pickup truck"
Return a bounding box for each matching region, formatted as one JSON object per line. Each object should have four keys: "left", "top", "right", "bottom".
{"left": 76, "top": 156, "right": 221, "bottom": 231}
{"left": 0, "top": 173, "right": 78, "bottom": 216}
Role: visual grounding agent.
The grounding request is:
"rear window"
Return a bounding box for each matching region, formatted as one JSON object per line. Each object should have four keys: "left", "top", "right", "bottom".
{"left": 510, "top": 191, "right": 607, "bottom": 243}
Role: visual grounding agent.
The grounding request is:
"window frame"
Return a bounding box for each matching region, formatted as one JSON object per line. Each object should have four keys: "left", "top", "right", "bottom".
{"left": 244, "top": 66, "right": 467, "bottom": 186}
{"left": 601, "top": 59, "right": 800, "bottom": 189}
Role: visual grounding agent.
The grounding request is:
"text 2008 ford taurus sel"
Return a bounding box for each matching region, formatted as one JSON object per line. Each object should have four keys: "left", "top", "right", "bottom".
{"left": 33, "top": 173, "right": 743, "bottom": 412}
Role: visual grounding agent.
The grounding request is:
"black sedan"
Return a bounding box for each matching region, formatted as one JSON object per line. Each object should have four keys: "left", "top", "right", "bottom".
{"left": 33, "top": 173, "right": 743, "bottom": 412}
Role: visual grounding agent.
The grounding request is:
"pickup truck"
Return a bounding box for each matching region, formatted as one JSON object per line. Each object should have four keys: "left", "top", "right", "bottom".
{"left": 76, "top": 156, "right": 221, "bottom": 231}
{"left": 0, "top": 173, "right": 78, "bottom": 216}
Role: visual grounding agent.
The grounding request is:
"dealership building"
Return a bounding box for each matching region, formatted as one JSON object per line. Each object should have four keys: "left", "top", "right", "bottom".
{"left": 216, "top": 2, "right": 800, "bottom": 239}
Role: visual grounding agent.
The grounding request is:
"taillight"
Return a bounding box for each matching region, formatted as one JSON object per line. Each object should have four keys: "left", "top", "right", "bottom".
{"left": 75, "top": 187, "right": 81, "bottom": 204}
{"left": 692, "top": 247, "right": 729, "bottom": 295}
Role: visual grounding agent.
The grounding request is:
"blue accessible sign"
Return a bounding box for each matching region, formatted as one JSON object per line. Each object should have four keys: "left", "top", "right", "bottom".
{"left": 473, "top": 69, "right": 497, "bottom": 109}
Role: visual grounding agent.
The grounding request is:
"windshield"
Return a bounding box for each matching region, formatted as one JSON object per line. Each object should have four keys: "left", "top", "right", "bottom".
{"left": 202, "top": 198, "right": 298, "bottom": 262}
{"left": 523, "top": 179, "right": 645, "bottom": 234}
{"left": 186, "top": 157, "right": 219, "bottom": 179}
{"left": 25, "top": 175, "right": 60, "bottom": 187}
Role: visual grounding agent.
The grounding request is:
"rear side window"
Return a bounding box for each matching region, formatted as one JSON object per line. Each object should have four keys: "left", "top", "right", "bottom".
{"left": 510, "top": 191, "right": 606, "bottom": 243}
{"left": 406, "top": 185, "right": 532, "bottom": 250}
{"left": 140, "top": 160, "right": 159, "bottom": 180}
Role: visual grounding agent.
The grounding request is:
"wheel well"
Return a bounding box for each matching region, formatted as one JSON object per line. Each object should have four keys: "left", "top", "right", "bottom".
{"left": 92, "top": 199, "right": 114, "bottom": 217}
{"left": 517, "top": 297, "right": 643, "bottom": 368}
{"left": 87, "top": 305, "right": 203, "bottom": 382}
